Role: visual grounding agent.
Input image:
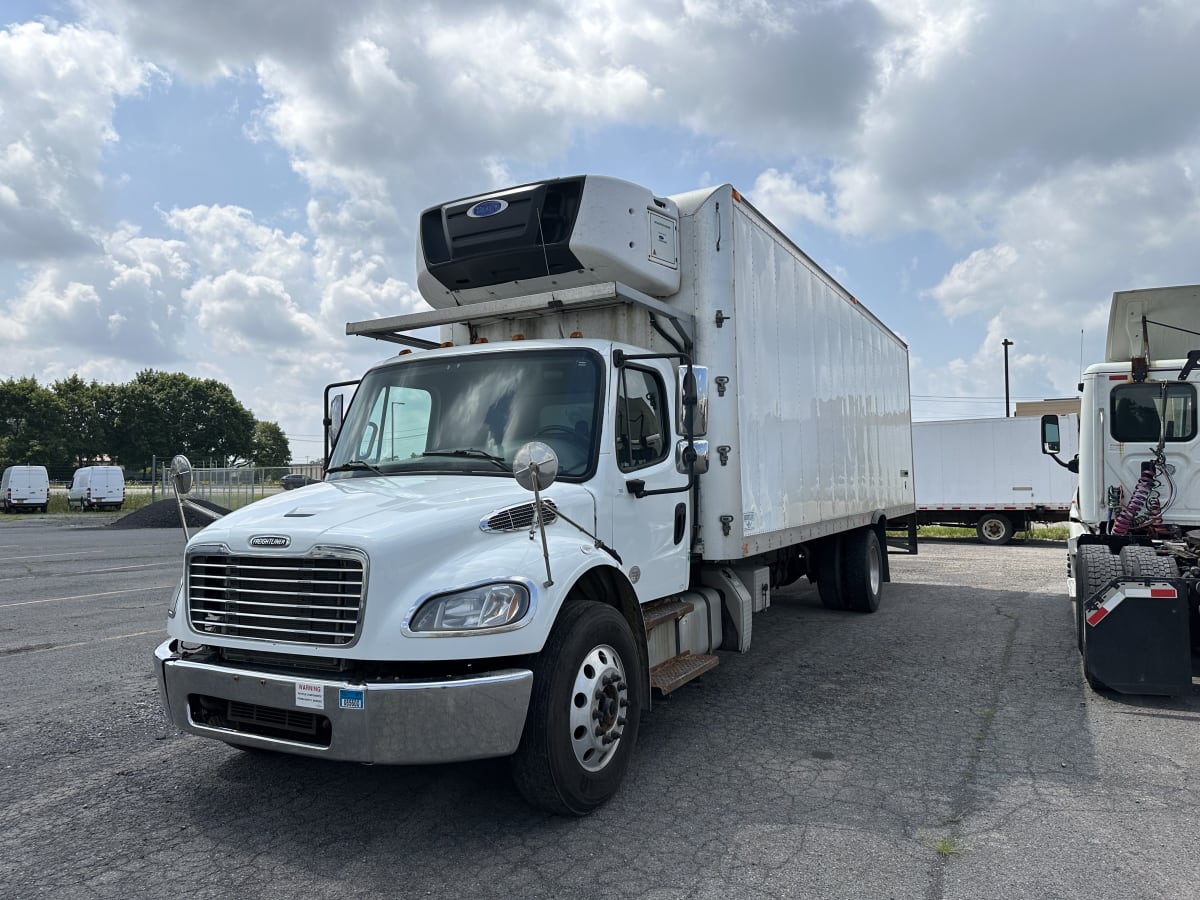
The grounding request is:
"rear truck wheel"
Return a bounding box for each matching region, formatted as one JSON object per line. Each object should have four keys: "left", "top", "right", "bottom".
{"left": 1075, "top": 545, "right": 1122, "bottom": 654}
{"left": 976, "top": 513, "right": 1014, "bottom": 545}
{"left": 841, "top": 528, "right": 883, "bottom": 613}
{"left": 815, "top": 535, "right": 846, "bottom": 610}
{"left": 1118, "top": 544, "right": 1179, "bottom": 579}
{"left": 511, "top": 601, "right": 643, "bottom": 816}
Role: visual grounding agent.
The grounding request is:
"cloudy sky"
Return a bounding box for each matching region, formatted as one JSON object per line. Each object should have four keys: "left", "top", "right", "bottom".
{"left": 3, "top": 0, "right": 1199, "bottom": 462}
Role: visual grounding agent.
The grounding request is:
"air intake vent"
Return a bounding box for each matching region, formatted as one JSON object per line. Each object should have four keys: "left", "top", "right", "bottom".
{"left": 482, "top": 500, "right": 558, "bottom": 533}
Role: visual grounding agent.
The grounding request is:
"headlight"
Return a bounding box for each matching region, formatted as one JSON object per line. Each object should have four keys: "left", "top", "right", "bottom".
{"left": 409, "top": 583, "right": 530, "bottom": 633}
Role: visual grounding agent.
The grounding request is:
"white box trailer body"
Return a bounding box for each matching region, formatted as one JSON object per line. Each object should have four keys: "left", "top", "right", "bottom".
{"left": 155, "top": 175, "right": 915, "bottom": 815}
{"left": 905, "top": 415, "right": 1079, "bottom": 544}
{"left": 1043, "top": 284, "right": 1200, "bottom": 695}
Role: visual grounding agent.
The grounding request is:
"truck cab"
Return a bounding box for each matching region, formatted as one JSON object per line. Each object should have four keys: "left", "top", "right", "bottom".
{"left": 1043, "top": 284, "right": 1200, "bottom": 694}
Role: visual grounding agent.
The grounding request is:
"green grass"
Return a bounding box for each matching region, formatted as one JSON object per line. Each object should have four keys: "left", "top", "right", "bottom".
{"left": 40, "top": 492, "right": 157, "bottom": 515}
{"left": 909, "top": 524, "right": 1069, "bottom": 542}
{"left": 28, "top": 488, "right": 273, "bottom": 516}
{"left": 932, "top": 835, "right": 969, "bottom": 857}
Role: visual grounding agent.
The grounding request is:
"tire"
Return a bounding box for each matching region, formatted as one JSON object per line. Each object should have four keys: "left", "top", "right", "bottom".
{"left": 1074, "top": 545, "right": 1121, "bottom": 654}
{"left": 841, "top": 528, "right": 883, "bottom": 613}
{"left": 976, "top": 513, "right": 1014, "bottom": 545}
{"left": 815, "top": 535, "right": 846, "bottom": 610}
{"left": 1118, "top": 545, "right": 1179, "bottom": 579}
{"left": 511, "top": 602, "right": 642, "bottom": 816}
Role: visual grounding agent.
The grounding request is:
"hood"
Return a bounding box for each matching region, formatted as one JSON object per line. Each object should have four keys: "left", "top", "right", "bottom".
{"left": 189, "top": 474, "right": 596, "bottom": 555}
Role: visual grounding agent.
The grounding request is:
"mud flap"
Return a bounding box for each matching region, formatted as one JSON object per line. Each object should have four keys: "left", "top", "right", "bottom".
{"left": 1083, "top": 578, "right": 1193, "bottom": 696}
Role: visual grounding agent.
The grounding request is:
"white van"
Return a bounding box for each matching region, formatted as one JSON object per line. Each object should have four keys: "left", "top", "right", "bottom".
{"left": 2, "top": 465, "right": 50, "bottom": 513}
{"left": 68, "top": 465, "right": 125, "bottom": 511}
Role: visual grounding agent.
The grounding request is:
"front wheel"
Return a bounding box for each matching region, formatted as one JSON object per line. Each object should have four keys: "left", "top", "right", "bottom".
{"left": 511, "top": 602, "right": 642, "bottom": 816}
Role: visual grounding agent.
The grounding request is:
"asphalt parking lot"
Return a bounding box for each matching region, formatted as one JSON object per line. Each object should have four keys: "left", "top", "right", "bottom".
{"left": 1, "top": 517, "right": 1197, "bottom": 899}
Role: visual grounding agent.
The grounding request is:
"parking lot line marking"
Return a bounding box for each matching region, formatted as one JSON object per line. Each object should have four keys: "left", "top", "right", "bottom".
{"left": 0, "top": 585, "right": 174, "bottom": 609}
{"left": 1, "top": 549, "right": 134, "bottom": 562}
{"left": 26, "top": 630, "right": 161, "bottom": 654}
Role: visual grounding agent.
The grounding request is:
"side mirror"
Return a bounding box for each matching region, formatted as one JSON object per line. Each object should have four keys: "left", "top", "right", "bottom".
{"left": 170, "top": 455, "right": 193, "bottom": 495}
{"left": 1040, "top": 414, "right": 1061, "bottom": 454}
{"left": 677, "top": 365, "right": 708, "bottom": 437}
{"left": 676, "top": 438, "right": 710, "bottom": 475}
{"left": 329, "top": 394, "right": 345, "bottom": 447}
{"left": 513, "top": 441, "right": 559, "bottom": 492}
{"left": 323, "top": 379, "right": 360, "bottom": 467}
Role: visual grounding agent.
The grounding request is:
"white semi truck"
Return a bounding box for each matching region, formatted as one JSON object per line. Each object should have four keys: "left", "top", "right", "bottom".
{"left": 154, "top": 175, "right": 916, "bottom": 814}
{"left": 1042, "top": 284, "right": 1200, "bottom": 695}
{"left": 899, "top": 415, "right": 1079, "bottom": 545}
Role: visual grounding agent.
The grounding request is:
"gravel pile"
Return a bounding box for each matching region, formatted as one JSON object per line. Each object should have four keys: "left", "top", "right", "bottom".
{"left": 108, "top": 498, "right": 232, "bottom": 529}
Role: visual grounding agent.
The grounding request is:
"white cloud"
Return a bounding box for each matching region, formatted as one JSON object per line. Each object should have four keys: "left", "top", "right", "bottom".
{"left": 0, "top": 20, "right": 158, "bottom": 260}
{"left": 3, "top": 0, "right": 1200, "bottom": 451}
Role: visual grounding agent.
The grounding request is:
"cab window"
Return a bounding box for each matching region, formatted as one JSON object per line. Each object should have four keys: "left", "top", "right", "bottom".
{"left": 616, "top": 366, "right": 670, "bottom": 471}
{"left": 1110, "top": 383, "right": 1196, "bottom": 442}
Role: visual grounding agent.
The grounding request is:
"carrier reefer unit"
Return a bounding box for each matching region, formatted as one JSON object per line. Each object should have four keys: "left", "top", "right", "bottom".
{"left": 901, "top": 415, "right": 1079, "bottom": 544}
{"left": 155, "top": 175, "right": 916, "bottom": 815}
{"left": 1041, "top": 284, "right": 1200, "bottom": 695}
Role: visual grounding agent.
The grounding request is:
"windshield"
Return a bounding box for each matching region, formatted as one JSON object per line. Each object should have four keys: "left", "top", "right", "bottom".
{"left": 328, "top": 347, "right": 603, "bottom": 480}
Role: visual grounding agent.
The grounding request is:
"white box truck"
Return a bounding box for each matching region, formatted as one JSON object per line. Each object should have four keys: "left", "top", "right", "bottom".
{"left": 154, "top": 175, "right": 915, "bottom": 814}
{"left": 1041, "top": 284, "right": 1200, "bottom": 695}
{"left": 900, "top": 415, "right": 1079, "bottom": 544}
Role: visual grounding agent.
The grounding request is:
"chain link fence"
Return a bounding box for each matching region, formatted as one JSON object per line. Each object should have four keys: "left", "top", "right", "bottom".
{"left": 154, "top": 463, "right": 324, "bottom": 510}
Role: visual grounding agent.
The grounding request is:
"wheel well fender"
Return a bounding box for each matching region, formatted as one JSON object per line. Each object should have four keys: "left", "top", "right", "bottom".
{"left": 560, "top": 564, "right": 650, "bottom": 709}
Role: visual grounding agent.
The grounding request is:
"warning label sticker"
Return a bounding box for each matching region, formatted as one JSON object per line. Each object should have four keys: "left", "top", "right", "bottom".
{"left": 295, "top": 681, "right": 324, "bottom": 709}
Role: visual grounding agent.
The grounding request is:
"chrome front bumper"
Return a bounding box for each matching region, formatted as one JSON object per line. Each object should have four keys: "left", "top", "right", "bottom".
{"left": 154, "top": 640, "right": 533, "bottom": 764}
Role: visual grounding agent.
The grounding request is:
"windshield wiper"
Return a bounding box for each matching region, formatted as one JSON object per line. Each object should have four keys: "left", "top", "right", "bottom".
{"left": 326, "top": 459, "right": 385, "bottom": 476}
{"left": 421, "top": 448, "right": 510, "bottom": 472}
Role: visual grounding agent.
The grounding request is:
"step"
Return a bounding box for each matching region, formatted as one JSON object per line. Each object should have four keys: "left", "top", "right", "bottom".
{"left": 641, "top": 598, "right": 695, "bottom": 633}
{"left": 650, "top": 652, "right": 719, "bottom": 695}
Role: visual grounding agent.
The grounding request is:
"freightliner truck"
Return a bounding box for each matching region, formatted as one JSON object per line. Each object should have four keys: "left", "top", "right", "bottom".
{"left": 1041, "top": 284, "right": 1200, "bottom": 695}
{"left": 154, "top": 175, "right": 916, "bottom": 814}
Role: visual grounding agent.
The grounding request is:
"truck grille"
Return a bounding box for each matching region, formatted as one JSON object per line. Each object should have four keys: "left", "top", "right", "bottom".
{"left": 187, "top": 553, "right": 365, "bottom": 646}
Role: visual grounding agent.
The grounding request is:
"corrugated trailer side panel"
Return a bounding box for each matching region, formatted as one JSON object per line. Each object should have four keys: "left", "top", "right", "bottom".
{"left": 734, "top": 199, "right": 913, "bottom": 544}
{"left": 685, "top": 188, "right": 914, "bottom": 561}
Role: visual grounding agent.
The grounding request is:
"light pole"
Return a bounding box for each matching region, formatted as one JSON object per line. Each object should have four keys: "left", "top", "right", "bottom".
{"left": 1002, "top": 338, "right": 1014, "bottom": 417}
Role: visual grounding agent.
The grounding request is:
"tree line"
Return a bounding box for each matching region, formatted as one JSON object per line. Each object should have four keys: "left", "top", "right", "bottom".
{"left": 0, "top": 370, "right": 292, "bottom": 479}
